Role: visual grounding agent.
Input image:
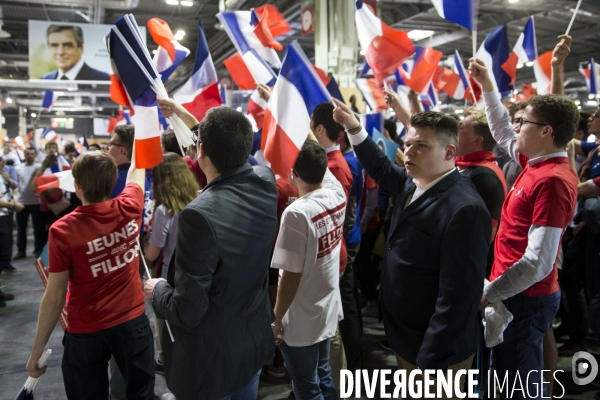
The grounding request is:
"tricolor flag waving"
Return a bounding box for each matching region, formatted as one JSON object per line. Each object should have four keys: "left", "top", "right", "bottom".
{"left": 247, "top": 89, "right": 267, "bottom": 130}
{"left": 148, "top": 18, "right": 190, "bottom": 83}
{"left": 355, "top": 0, "right": 414, "bottom": 83}
{"left": 431, "top": 0, "right": 477, "bottom": 31}
{"left": 217, "top": 9, "right": 278, "bottom": 86}
{"left": 501, "top": 16, "right": 537, "bottom": 86}
{"left": 533, "top": 50, "right": 552, "bottom": 95}
{"left": 476, "top": 24, "right": 513, "bottom": 96}
{"left": 261, "top": 41, "right": 331, "bottom": 177}
{"left": 580, "top": 59, "right": 600, "bottom": 96}
{"left": 42, "top": 90, "right": 59, "bottom": 112}
{"left": 397, "top": 46, "right": 443, "bottom": 94}
{"left": 173, "top": 22, "right": 222, "bottom": 122}
{"left": 355, "top": 78, "right": 387, "bottom": 112}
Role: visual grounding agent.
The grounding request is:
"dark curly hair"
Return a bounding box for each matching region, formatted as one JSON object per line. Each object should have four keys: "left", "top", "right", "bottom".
{"left": 526, "top": 95, "right": 579, "bottom": 148}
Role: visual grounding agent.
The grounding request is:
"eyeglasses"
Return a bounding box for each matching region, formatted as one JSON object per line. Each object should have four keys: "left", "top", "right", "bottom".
{"left": 513, "top": 118, "right": 548, "bottom": 130}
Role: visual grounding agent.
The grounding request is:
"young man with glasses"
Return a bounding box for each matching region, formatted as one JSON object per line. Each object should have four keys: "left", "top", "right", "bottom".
{"left": 470, "top": 58, "right": 579, "bottom": 399}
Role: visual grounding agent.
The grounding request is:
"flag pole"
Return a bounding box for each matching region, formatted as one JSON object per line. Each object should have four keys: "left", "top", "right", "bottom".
{"left": 472, "top": 30, "right": 477, "bottom": 61}
{"left": 565, "top": 0, "right": 583, "bottom": 36}
{"left": 137, "top": 237, "right": 175, "bottom": 343}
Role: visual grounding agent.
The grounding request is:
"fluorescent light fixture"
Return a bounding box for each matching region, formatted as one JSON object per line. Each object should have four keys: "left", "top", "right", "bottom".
{"left": 508, "top": 0, "right": 520, "bottom": 3}
{"left": 454, "top": 109, "right": 464, "bottom": 114}
{"left": 180, "top": 0, "right": 193, "bottom": 6}
{"left": 407, "top": 30, "right": 435, "bottom": 41}
{"left": 55, "top": 91, "right": 65, "bottom": 96}
{"left": 24, "top": 108, "right": 27, "bottom": 112}
{"left": 31, "top": 113, "right": 37, "bottom": 118}
{"left": 578, "top": 105, "right": 582, "bottom": 110}
{"left": 175, "top": 30, "right": 185, "bottom": 40}
{"left": 359, "top": 50, "right": 365, "bottom": 56}
{"left": 5, "top": 97, "right": 12, "bottom": 103}
{"left": 166, "top": 0, "right": 179, "bottom": 5}
{"left": 570, "top": 8, "right": 593, "bottom": 17}
{"left": 516, "top": 63, "right": 524, "bottom": 69}
{"left": 589, "top": 94, "right": 596, "bottom": 99}
{"left": 525, "top": 61, "right": 534, "bottom": 67}
{"left": 236, "top": 106, "right": 243, "bottom": 112}
{"left": 575, "top": 100, "right": 581, "bottom": 105}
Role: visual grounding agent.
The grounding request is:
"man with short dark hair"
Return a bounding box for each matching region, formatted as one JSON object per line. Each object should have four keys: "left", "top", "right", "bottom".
{"left": 271, "top": 138, "right": 345, "bottom": 399}
{"left": 109, "top": 125, "right": 136, "bottom": 199}
{"left": 14, "top": 147, "right": 44, "bottom": 259}
{"left": 333, "top": 99, "right": 491, "bottom": 396}
{"left": 471, "top": 58, "right": 578, "bottom": 399}
{"left": 145, "top": 100, "right": 278, "bottom": 400}
{"left": 26, "top": 150, "right": 155, "bottom": 400}
{"left": 41, "top": 25, "right": 109, "bottom": 81}
{"left": 88, "top": 143, "right": 101, "bottom": 151}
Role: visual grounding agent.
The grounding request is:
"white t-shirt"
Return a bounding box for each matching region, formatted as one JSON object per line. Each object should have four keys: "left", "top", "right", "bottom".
{"left": 0, "top": 179, "right": 10, "bottom": 217}
{"left": 271, "top": 169, "right": 346, "bottom": 347}
{"left": 3, "top": 150, "right": 21, "bottom": 166}
{"left": 15, "top": 163, "right": 41, "bottom": 205}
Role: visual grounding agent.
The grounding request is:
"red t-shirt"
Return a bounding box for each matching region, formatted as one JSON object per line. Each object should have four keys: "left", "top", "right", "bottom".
{"left": 360, "top": 173, "right": 380, "bottom": 231}
{"left": 273, "top": 177, "right": 299, "bottom": 248}
{"left": 490, "top": 157, "right": 577, "bottom": 297}
{"left": 327, "top": 149, "right": 353, "bottom": 272}
{"left": 183, "top": 156, "right": 207, "bottom": 188}
{"left": 48, "top": 184, "right": 146, "bottom": 333}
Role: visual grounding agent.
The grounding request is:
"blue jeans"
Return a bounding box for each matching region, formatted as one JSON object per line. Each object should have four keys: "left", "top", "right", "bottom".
{"left": 280, "top": 338, "right": 337, "bottom": 400}
{"left": 494, "top": 291, "right": 560, "bottom": 399}
{"left": 218, "top": 369, "right": 261, "bottom": 400}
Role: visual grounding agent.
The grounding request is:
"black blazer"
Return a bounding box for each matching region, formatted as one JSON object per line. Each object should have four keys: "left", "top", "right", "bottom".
{"left": 41, "top": 63, "right": 109, "bottom": 80}
{"left": 354, "top": 137, "right": 491, "bottom": 370}
{"left": 152, "top": 164, "right": 278, "bottom": 400}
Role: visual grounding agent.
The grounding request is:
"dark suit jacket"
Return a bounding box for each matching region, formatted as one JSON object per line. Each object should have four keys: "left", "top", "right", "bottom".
{"left": 354, "top": 137, "right": 491, "bottom": 370}
{"left": 41, "top": 62, "right": 109, "bottom": 80}
{"left": 152, "top": 164, "right": 278, "bottom": 400}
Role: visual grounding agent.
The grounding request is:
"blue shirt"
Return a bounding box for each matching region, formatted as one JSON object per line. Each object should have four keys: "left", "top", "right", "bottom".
{"left": 581, "top": 141, "right": 600, "bottom": 179}
{"left": 343, "top": 149, "right": 364, "bottom": 248}
{"left": 251, "top": 130, "right": 262, "bottom": 156}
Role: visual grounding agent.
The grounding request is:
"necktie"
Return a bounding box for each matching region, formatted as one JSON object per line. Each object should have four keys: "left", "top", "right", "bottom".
{"left": 60, "top": 75, "right": 69, "bottom": 80}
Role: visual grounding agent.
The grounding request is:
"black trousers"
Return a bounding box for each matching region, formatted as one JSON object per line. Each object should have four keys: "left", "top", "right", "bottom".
{"left": 339, "top": 243, "right": 363, "bottom": 371}
{"left": 62, "top": 313, "right": 155, "bottom": 400}
{"left": 16, "top": 204, "right": 45, "bottom": 254}
{"left": 0, "top": 213, "right": 13, "bottom": 273}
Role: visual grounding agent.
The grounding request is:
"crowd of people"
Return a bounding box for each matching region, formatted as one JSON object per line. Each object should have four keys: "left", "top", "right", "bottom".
{"left": 0, "top": 33, "right": 595, "bottom": 400}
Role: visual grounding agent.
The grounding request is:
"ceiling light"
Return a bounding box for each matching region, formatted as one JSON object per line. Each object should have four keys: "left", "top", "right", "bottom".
{"left": 31, "top": 113, "right": 37, "bottom": 118}
{"left": 590, "top": 94, "right": 596, "bottom": 99}
{"left": 516, "top": 63, "right": 524, "bottom": 69}
{"left": 525, "top": 61, "right": 534, "bottom": 67}
{"left": 236, "top": 106, "right": 243, "bottom": 112}
{"left": 578, "top": 105, "right": 582, "bottom": 110}
{"left": 407, "top": 30, "right": 435, "bottom": 41}
{"left": 570, "top": 8, "right": 593, "bottom": 17}
{"left": 6, "top": 97, "right": 12, "bottom": 104}
{"left": 180, "top": 0, "right": 193, "bottom": 6}
{"left": 152, "top": 49, "right": 157, "bottom": 55}
{"left": 55, "top": 91, "right": 65, "bottom": 96}
{"left": 508, "top": 0, "right": 520, "bottom": 3}
{"left": 454, "top": 109, "right": 464, "bottom": 114}
{"left": 24, "top": 108, "right": 27, "bottom": 112}
{"left": 98, "top": 107, "right": 103, "bottom": 111}
{"left": 359, "top": 50, "right": 365, "bottom": 56}
{"left": 166, "top": 0, "right": 179, "bottom": 5}
{"left": 574, "top": 100, "right": 581, "bottom": 105}
{"left": 175, "top": 30, "right": 185, "bottom": 40}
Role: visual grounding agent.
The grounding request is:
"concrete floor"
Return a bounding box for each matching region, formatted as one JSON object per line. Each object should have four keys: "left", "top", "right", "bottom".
{"left": 0, "top": 226, "right": 599, "bottom": 399}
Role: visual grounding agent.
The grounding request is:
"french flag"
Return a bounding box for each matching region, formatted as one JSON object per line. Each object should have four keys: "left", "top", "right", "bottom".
{"left": 40, "top": 127, "right": 59, "bottom": 142}
{"left": 42, "top": 90, "right": 58, "bottom": 112}
{"left": 313, "top": 66, "right": 345, "bottom": 102}
{"left": 217, "top": 10, "right": 278, "bottom": 86}
{"left": 77, "top": 136, "right": 89, "bottom": 153}
{"left": 401, "top": 46, "right": 443, "bottom": 94}
{"left": 422, "top": 83, "right": 440, "bottom": 111}
{"left": 107, "top": 109, "right": 132, "bottom": 134}
{"left": 431, "top": 0, "right": 477, "bottom": 31}
{"left": 355, "top": 0, "right": 414, "bottom": 83}
{"left": 247, "top": 89, "right": 267, "bottom": 130}
{"left": 438, "top": 67, "right": 464, "bottom": 99}
{"left": 360, "top": 112, "right": 384, "bottom": 137}
{"left": 148, "top": 18, "right": 190, "bottom": 83}
{"left": 580, "top": 59, "right": 600, "bottom": 96}
{"left": 107, "top": 15, "right": 163, "bottom": 169}
{"left": 34, "top": 170, "right": 75, "bottom": 194}
{"left": 476, "top": 24, "right": 513, "bottom": 96}
{"left": 533, "top": 50, "right": 552, "bottom": 95}
{"left": 173, "top": 22, "right": 221, "bottom": 122}
{"left": 501, "top": 16, "right": 537, "bottom": 86}
{"left": 355, "top": 78, "right": 387, "bottom": 112}
{"left": 224, "top": 53, "right": 258, "bottom": 90}
{"left": 261, "top": 41, "right": 330, "bottom": 177}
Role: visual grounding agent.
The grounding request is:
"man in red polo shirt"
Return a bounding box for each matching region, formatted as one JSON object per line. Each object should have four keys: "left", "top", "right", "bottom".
{"left": 471, "top": 59, "right": 578, "bottom": 399}
{"left": 26, "top": 150, "right": 154, "bottom": 400}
